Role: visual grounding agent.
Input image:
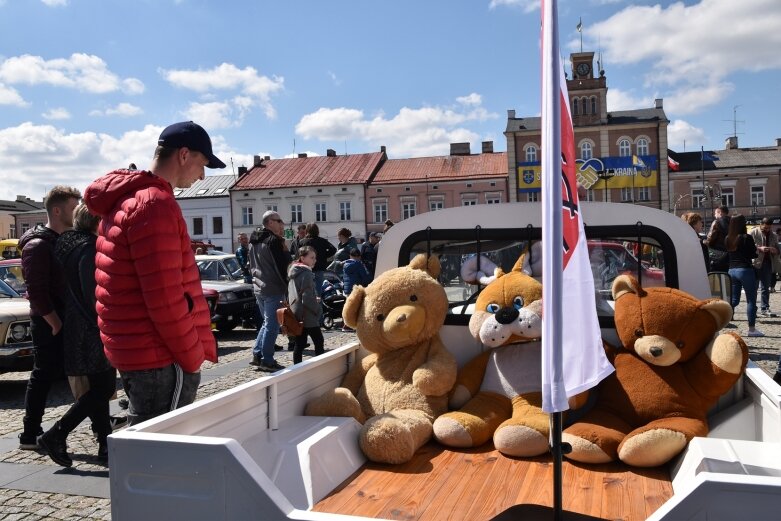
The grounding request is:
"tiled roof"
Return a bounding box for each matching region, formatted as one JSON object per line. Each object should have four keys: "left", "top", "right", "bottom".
{"left": 373, "top": 153, "right": 508, "bottom": 184}
{"left": 506, "top": 107, "right": 667, "bottom": 132}
{"left": 668, "top": 146, "right": 781, "bottom": 172}
{"left": 175, "top": 174, "right": 236, "bottom": 199}
{"left": 0, "top": 198, "right": 44, "bottom": 213}
{"left": 233, "top": 152, "right": 385, "bottom": 190}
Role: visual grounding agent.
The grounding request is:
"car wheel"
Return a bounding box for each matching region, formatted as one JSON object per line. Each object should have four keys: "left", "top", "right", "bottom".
{"left": 323, "top": 316, "right": 334, "bottom": 330}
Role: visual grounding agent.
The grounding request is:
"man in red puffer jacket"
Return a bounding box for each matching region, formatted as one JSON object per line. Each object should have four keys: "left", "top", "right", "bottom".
{"left": 84, "top": 121, "right": 223, "bottom": 426}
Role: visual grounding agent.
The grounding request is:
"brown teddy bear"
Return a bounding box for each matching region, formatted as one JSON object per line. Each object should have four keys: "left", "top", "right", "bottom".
{"left": 432, "top": 254, "right": 558, "bottom": 457}
{"left": 563, "top": 274, "right": 749, "bottom": 467}
{"left": 304, "top": 254, "right": 457, "bottom": 464}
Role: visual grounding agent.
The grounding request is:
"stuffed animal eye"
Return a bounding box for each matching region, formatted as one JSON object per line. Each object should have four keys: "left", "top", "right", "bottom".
{"left": 512, "top": 296, "right": 524, "bottom": 310}
{"left": 410, "top": 295, "right": 418, "bottom": 302}
{"left": 486, "top": 303, "right": 500, "bottom": 314}
{"left": 676, "top": 341, "right": 685, "bottom": 349}
{"left": 376, "top": 314, "right": 385, "bottom": 321}
{"left": 634, "top": 329, "right": 644, "bottom": 338}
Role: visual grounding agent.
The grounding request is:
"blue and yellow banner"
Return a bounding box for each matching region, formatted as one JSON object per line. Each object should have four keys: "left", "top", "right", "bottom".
{"left": 517, "top": 155, "right": 658, "bottom": 193}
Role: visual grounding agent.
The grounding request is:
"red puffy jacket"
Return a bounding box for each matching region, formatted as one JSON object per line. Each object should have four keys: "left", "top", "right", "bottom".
{"left": 84, "top": 169, "right": 217, "bottom": 373}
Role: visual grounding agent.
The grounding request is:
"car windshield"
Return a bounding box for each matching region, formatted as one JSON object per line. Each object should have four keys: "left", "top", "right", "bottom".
{"left": 0, "top": 264, "right": 25, "bottom": 294}
{"left": 222, "top": 257, "right": 245, "bottom": 280}
{"left": 0, "top": 278, "right": 21, "bottom": 298}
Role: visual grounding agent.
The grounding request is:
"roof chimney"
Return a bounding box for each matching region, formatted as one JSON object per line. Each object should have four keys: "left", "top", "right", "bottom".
{"left": 253, "top": 155, "right": 262, "bottom": 167}
{"left": 238, "top": 166, "right": 248, "bottom": 177}
{"left": 326, "top": 149, "right": 336, "bottom": 157}
{"left": 264, "top": 156, "right": 270, "bottom": 161}
{"left": 654, "top": 98, "right": 663, "bottom": 109}
{"left": 380, "top": 145, "right": 386, "bottom": 154}
{"left": 298, "top": 153, "right": 307, "bottom": 158}
{"left": 725, "top": 136, "right": 738, "bottom": 150}
{"left": 775, "top": 138, "right": 781, "bottom": 148}
{"left": 508, "top": 109, "right": 516, "bottom": 119}
{"left": 450, "top": 142, "right": 471, "bottom": 156}
{"left": 481, "top": 141, "right": 494, "bottom": 154}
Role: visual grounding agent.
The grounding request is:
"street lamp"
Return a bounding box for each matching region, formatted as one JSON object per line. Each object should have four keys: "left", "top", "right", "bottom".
{"left": 597, "top": 169, "right": 615, "bottom": 203}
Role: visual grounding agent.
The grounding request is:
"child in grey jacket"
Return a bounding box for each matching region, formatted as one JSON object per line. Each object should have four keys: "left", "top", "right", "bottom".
{"left": 288, "top": 246, "right": 325, "bottom": 364}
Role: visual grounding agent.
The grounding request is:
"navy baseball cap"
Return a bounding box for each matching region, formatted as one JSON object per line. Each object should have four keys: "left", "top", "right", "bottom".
{"left": 158, "top": 121, "right": 226, "bottom": 169}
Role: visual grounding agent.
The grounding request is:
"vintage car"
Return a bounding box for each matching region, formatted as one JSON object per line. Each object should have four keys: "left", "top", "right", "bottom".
{"left": 0, "top": 278, "right": 33, "bottom": 373}
{"left": 0, "top": 258, "right": 25, "bottom": 295}
{"left": 195, "top": 253, "right": 256, "bottom": 332}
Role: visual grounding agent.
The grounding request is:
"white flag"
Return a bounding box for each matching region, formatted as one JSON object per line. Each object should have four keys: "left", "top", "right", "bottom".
{"left": 540, "top": 0, "right": 614, "bottom": 413}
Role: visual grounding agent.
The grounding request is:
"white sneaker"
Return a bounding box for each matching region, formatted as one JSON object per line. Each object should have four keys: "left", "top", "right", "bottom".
{"left": 747, "top": 329, "right": 765, "bottom": 337}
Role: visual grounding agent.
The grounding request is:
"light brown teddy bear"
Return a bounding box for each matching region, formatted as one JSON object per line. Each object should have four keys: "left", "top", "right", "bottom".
{"left": 433, "top": 254, "right": 556, "bottom": 457}
{"left": 304, "top": 254, "right": 457, "bottom": 464}
{"left": 563, "top": 274, "right": 748, "bottom": 467}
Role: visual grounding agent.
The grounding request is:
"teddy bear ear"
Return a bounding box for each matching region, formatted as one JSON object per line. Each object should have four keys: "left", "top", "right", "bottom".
{"left": 612, "top": 274, "right": 641, "bottom": 300}
{"left": 700, "top": 299, "right": 733, "bottom": 330}
{"left": 409, "top": 253, "right": 441, "bottom": 279}
{"left": 512, "top": 245, "right": 534, "bottom": 276}
{"left": 342, "top": 286, "right": 366, "bottom": 329}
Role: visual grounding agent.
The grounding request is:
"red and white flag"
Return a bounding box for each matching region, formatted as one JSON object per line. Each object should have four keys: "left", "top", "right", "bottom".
{"left": 540, "top": 0, "right": 614, "bottom": 413}
{"left": 668, "top": 156, "right": 680, "bottom": 171}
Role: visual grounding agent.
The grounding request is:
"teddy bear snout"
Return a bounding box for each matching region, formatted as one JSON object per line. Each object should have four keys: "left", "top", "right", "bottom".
{"left": 650, "top": 347, "right": 663, "bottom": 357}
{"left": 634, "top": 335, "right": 681, "bottom": 366}
{"left": 495, "top": 307, "right": 519, "bottom": 325}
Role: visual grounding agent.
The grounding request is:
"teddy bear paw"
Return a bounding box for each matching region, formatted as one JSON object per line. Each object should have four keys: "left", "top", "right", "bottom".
{"left": 706, "top": 333, "right": 745, "bottom": 374}
{"left": 360, "top": 417, "right": 417, "bottom": 464}
{"left": 561, "top": 433, "right": 612, "bottom": 464}
{"left": 433, "top": 416, "right": 473, "bottom": 448}
{"left": 494, "top": 424, "right": 548, "bottom": 457}
{"left": 618, "top": 429, "right": 687, "bottom": 467}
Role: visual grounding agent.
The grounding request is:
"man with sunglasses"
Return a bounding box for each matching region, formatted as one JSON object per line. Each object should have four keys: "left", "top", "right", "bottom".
{"left": 248, "top": 211, "right": 290, "bottom": 372}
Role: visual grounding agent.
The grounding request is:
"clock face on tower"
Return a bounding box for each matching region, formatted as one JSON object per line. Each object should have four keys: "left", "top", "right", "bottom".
{"left": 576, "top": 62, "right": 591, "bottom": 77}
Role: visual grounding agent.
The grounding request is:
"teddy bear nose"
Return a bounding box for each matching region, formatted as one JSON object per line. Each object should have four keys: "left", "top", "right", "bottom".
{"left": 650, "top": 347, "right": 663, "bottom": 357}
{"left": 495, "top": 307, "right": 519, "bottom": 325}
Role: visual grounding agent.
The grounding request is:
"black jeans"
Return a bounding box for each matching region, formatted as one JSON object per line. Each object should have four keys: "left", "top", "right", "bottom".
{"left": 120, "top": 364, "right": 200, "bottom": 426}
{"left": 22, "top": 316, "right": 65, "bottom": 436}
{"left": 293, "top": 327, "right": 325, "bottom": 364}
{"left": 58, "top": 368, "right": 116, "bottom": 440}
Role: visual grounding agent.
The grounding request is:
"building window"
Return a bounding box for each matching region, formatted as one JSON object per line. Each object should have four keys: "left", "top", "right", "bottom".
{"left": 486, "top": 195, "right": 501, "bottom": 204}
{"left": 585, "top": 189, "right": 596, "bottom": 202}
{"left": 636, "top": 187, "right": 650, "bottom": 201}
{"left": 193, "top": 217, "right": 204, "bottom": 236}
{"left": 402, "top": 202, "right": 416, "bottom": 220}
{"left": 213, "top": 187, "right": 226, "bottom": 195}
{"left": 525, "top": 146, "right": 537, "bottom": 162}
{"left": 21, "top": 223, "right": 30, "bottom": 234}
{"left": 751, "top": 186, "right": 765, "bottom": 207}
{"left": 374, "top": 202, "right": 388, "bottom": 223}
{"left": 242, "top": 207, "right": 253, "bottom": 226}
{"left": 266, "top": 205, "right": 278, "bottom": 212}
{"left": 527, "top": 192, "right": 540, "bottom": 202}
{"left": 9, "top": 224, "right": 15, "bottom": 238}
{"left": 618, "top": 139, "right": 631, "bottom": 157}
{"left": 291, "top": 204, "right": 302, "bottom": 224}
{"left": 196, "top": 188, "right": 208, "bottom": 196}
{"left": 315, "top": 203, "right": 327, "bottom": 222}
{"left": 376, "top": 188, "right": 383, "bottom": 193}
{"left": 691, "top": 188, "right": 704, "bottom": 208}
{"left": 591, "top": 96, "right": 597, "bottom": 115}
{"left": 462, "top": 199, "right": 477, "bottom": 206}
{"left": 339, "top": 201, "right": 351, "bottom": 221}
{"left": 720, "top": 187, "right": 735, "bottom": 207}
{"left": 405, "top": 186, "right": 411, "bottom": 191}
{"left": 212, "top": 216, "right": 223, "bottom": 235}
{"left": 430, "top": 200, "right": 444, "bottom": 212}
{"left": 583, "top": 97, "right": 590, "bottom": 114}
{"left": 580, "top": 142, "right": 593, "bottom": 160}
{"left": 636, "top": 138, "right": 649, "bottom": 156}
{"left": 620, "top": 187, "right": 633, "bottom": 202}
{"left": 573, "top": 98, "right": 579, "bottom": 115}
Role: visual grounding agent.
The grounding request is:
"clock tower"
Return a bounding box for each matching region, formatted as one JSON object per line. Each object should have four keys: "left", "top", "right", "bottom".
{"left": 567, "top": 51, "right": 607, "bottom": 125}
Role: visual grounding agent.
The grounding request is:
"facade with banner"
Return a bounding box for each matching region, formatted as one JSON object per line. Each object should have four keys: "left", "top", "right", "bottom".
{"left": 505, "top": 51, "right": 671, "bottom": 211}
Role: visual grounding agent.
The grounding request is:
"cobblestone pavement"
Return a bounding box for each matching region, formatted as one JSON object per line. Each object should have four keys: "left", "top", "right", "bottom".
{"left": 0, "top": 292, "right": 779, "bottom": 519}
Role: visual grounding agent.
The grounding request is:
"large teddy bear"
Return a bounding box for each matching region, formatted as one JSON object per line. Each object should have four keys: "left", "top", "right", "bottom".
{"left": 304, "top": 254, "right": 457, "bottom": 464}
{"left": 563, "top": 274, "right": 749, "bottom": 467}
{"left": 433, "top": 254, "right": 559, "bottom": 457}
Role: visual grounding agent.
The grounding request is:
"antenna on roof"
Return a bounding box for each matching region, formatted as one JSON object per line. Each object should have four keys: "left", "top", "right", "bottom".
{"left": 344, "top": 140, "right": 347, "bottom": 156}
{"left": 722, "top": 105, "right": 744, "bottom": 140}
{"left": 293, "top": 139, "right": 296, "bottom": 156}
{"left": 230, "top": 157, "right": 235, "bottom": 180}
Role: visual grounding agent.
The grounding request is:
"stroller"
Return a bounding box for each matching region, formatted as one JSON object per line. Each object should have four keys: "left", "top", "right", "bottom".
{"left": 321, "top": 278, "right": 346, "bottom": 330}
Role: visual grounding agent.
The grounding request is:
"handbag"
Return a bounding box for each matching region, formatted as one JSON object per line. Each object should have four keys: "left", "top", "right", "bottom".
{"left": 277, "top": 301, "right": 304, "bottom": 336}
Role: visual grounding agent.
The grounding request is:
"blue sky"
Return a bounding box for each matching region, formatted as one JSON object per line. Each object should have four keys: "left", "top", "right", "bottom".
{"left": 1, "top": 0, "right": 780, "bottom": 202}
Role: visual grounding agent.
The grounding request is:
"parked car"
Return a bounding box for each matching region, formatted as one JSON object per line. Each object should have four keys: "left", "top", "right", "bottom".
{"left": 587, "top": 240, "right": 665, "bottom": 291}
{"left": 0, "top": 238, "right": 20, "bottom": 259}
{"left": 0, "top": 258, "right": 25, "bottom": 295}
{"left": 0, "top": 278, "right": 33, "bottom": 373}
{"left": 195, "top": 254, "right": 256, "bottom": 332}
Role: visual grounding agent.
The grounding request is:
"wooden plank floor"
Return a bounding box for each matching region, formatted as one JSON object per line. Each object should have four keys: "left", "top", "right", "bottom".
{"left": 313, "top": 442, "right": 673, "bottom": 520}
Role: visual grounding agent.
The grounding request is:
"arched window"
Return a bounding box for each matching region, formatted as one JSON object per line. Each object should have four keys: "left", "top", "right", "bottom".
{"left": 573, "top": 98, "right": 579, "bottom": 115}
{"left": 525, "top": 145, "right": 537, "bottom": 163}
{"left": 590, "top": 96, "right": 597, "bottom": 115}
{"left": 581, "top": 97, "right": 588, "bottom": 114}
{"left": 618, "top": 139, "right": 631, "bottom": 157}
{"left": 580, "top": 141, "right": 593, "bottom": 160}
{"left": 636, "top": 138, "right": 649, "bottom": 156}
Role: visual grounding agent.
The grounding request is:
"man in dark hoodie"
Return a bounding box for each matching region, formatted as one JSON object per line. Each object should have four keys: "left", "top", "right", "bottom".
{"left": 84, "top": 121, "right": 221, "bottom": 426}
{"left": 248, "top": 210, "right": 290, "bottom": 372}
{"left": 18, "top": 185, "right": 81, "bottom": 450}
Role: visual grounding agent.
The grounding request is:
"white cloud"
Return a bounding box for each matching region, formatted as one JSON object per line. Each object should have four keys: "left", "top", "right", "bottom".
{"left": 161, "top": 63, "right": 284, "bottom": 120}
{"left": 327, "top": 71, "right": 342, "bottom": 86}
{"left": 41, "top": 0, "right": 67, "bottom": 6}
{"left": 589, "top": 0, "right": 781, "bottom": 114}
{"left": 667, "top": 119, "right": 706, "bottom": 151}
{"left": 0, "top": 82, "right": 28, "bottom": 106}
{"left": 456, "top": 93, "right": 482, "bottom": 106}
{"left": 0, "top": 53, "right": 145, "bottom": 95}
{"left": 122, "top": 78, "right": 145, "bottom": 95}
{"left": 606, "top": 88, "right": 651, "bottom": 111}
{"left": 89, "top": 102, "right": 142, "bottom": 117}
{"left": 295, "top": 95, "right": 498, "bottom": 158}
{"left": 184, "top": 101, "right": 234, "bottom": 129}
{"left": 41, "top": 107, "right": 70, "bottom": 120}
{"left": 489, "top": 0, "right": 538, "bottom": 13}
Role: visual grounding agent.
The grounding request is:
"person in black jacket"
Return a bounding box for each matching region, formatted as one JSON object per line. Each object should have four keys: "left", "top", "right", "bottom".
{"left": 726, "top": 214, "right": 762, "bottom": 337}
{"left": 38, "top": 204, "right": 115, "bottom": 467}
{"left": 17, "top": 186, "right": 81, "bottom": 452}
{"left": 299, "top": 223, "right": 337, "bottom": 297}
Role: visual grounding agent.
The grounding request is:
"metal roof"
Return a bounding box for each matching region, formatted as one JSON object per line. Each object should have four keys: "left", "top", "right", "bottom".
{"left": 0, "top": 197, "right": 44, "bottom": 213}
{"left": 373, "top": 153, "right": 508, "bottom": 184}
{"left": 233, "top": 152, "right": 385, "bottom": 190}
{"left": 668, "top": 146, "right": 781, "bottom": 172}
{"left": 174, "top": 174, "right": 237, "bottom": 199}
